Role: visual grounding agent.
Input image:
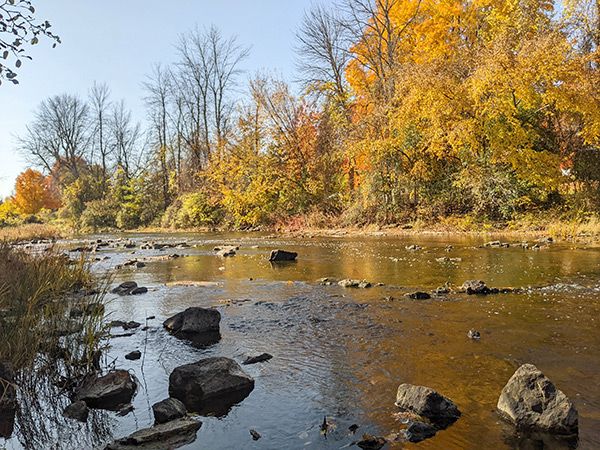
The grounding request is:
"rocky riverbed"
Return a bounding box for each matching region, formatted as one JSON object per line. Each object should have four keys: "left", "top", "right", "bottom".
{"left": 1, "top": 232, "right": 599, "bottom": 449}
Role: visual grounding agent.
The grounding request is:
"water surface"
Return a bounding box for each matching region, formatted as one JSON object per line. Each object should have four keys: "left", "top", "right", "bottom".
{"left": 2, "top": 232, "right": 599, "bottom": 449}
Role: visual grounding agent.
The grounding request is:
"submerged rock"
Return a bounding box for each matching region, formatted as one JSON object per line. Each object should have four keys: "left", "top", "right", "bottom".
{"left": 242, "top": 353, "right": 273, "bottom": 365}
{"left": 163, "top": 307, "right": 221, "bottom": 335}
{"left": 63, "top": 400, "right": 89, "bottom": 422}
{"left": 356, "top": 434, "right": 386, "bottom": 450}
{"left": 76, "top": 370, "right": 137, "bottom": 411}
{"left": 169, "top": 357, "right": 254, "bottom": 415}
{"left": 269, "top": 249, "right": 298, "bottom": 262}
{"left": 152, "top": 398, "right": 187, "bottom": 424}
{"left": 105, "top": 417, "right": 202, "bottom": 450}
{"left": 395, "top": 384, "right": 461, "bottom": 428}
{"left": 403, "top": 421, "right": 437, "bottom": 443}
{"left": 497, "top": 364, "right": 578, "bottom": 435}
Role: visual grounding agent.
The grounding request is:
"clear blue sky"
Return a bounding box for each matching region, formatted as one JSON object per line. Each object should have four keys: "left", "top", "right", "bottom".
{"left": 0, "top": 0, "right": 311, "bottom": 197}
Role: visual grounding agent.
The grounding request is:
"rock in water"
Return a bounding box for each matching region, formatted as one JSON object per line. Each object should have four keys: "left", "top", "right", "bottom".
{"left": 395, "top": 384, "right": 461, "bottom": 428}
{"left": 105, "top": 417, "right": 202, "bottom": 450}
{"left": 404, "top": 421, "right": 437, "bottom": 443}
{"left": 130, "top": 286, "right": 148, "bottom": 295}
{"left": 125, "top": 350, "right": 142, "bottom": 361}
{"left": 169, "top": 357, "right": 254, "bottom": 415}
{"left": 111, "top": 281, "right": 138, "bottom": 295}
{"left": 269, "top": 249, "right": 298, "bottom": 262}
{"left": 406, "top": 292, "right": 431, "bottom": 300}
{"left": 63, "top": 400, "right": 89, "bottom": 422}
{"left": 357, "top": 434, "right": 386, "bottom": 450}
{"left": 152, "top": 398, "right": 187, "bottom": 424}
{"left": 497, "top": 364, "right": 578, "bottom": 435}
{"left": 242, "top": 353, "right": 273, "bottom": 365}
{"left": 461, "top": 280, "right": 490, "bottom": 295}
{"left": 467, "top": 329, "right": 481, "bottom": 340}
{"left": 163, "top": 307, "right": 221, "bottom": 334}
{"left": 76, "top": 370, "right": 137, "bottom": 411}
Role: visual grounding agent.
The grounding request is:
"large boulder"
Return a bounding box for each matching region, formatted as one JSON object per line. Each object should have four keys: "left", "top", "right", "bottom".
{"left": 269, "top": 249, "right": 298, "bottom": 262}
{"left": 163, "top": 307, "right": 220, "bottom": 334}
{"left": 105, "top": 417, "right": 202, "bottom": 450}
{"left": 169, "top": 357, "right": 254, "bottom": 415}
{"left": 152, "top": 398, "right": 187, "bottom": 424}
{"left": 395, "top": 384, "right": 461, "bottom": 428}
{"left": 76, "top": 370, "right": 137, "bottom": 411}
{"left": 497, "top": 364, "right": 578, "bottom": 435}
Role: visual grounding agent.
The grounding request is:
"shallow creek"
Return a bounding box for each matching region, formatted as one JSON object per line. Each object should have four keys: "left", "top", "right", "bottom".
{"left": 2, "top": 232, "right": 599, "bottom": 449}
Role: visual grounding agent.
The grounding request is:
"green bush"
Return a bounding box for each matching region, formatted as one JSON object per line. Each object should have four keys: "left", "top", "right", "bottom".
{"left": 80, "top": 199, "right": 117, "bottom": 231}
{"left": 162, "top": 192, "right": 222, "bottom": 228}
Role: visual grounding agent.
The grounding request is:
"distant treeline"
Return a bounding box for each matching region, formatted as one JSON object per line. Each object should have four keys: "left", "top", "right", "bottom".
{"left": 2, "top": 0, "right": 599, "bottom": 230}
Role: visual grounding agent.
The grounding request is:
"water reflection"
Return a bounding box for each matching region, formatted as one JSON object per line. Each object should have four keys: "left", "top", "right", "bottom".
{"left": 6, "top": 232, "right": 600, "bottom": 449}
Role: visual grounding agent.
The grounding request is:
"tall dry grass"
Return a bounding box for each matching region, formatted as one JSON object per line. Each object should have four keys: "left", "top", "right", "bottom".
{"left": 0, "top": 224, "right": 64, "bottom": 243}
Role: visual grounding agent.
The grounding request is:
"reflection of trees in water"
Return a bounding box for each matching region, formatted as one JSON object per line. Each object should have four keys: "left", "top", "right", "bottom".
{"left": 13, "top": 359, "right": 113, "bottom": 450}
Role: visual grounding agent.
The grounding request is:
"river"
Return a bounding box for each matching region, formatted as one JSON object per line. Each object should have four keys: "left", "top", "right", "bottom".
{"left": 2, "top": 232, "right": 599, "bottom": 449}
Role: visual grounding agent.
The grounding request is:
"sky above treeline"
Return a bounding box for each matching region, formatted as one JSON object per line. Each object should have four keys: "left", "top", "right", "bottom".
{"left": 0, "top": 0, "right": 310, "bottom": 198}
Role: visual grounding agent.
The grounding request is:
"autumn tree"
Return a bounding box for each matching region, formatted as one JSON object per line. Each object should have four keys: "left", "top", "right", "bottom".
{"left": 13, "top": 168, "right": 60, "bottom": 214}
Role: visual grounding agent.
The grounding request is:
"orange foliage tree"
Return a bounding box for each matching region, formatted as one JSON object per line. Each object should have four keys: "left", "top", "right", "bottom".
{"left": 13, "top": 169, "right": 61, "bottom": 214}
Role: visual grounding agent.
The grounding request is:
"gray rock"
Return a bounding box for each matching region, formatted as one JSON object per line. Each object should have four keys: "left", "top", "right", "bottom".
{"left": 395, "top": 384, "right": 461, "bottom": 427}
{"left": 163, "top": 307, "right": 221, "bottom": 334}
{"left": 163, "top": 307, "right": 221, "bottom": 333}
{"left": 169, "top": 357, "right": 254, "bottom": 415}
{"left": 111, "top": 281, "right": 138, "bottom": 295}
{"left": 63, "top": 400, "right": 89, "bottom": 422}
{"left": 406, "top": 292, "right": 431, "bottom": 300}
{"left": 269, "top": 249, "right": 298, "bottom": 262}
{"left": 152, "top": 398, "right": 187, "bottom": 424}
{"left": 125, "top": 351, "right": 142, "bottom": 361}
{"left": 497, "top": 364, "right": 578, "bottom": 435}
{"left": 105, "top": 417, "right": 201, "bottom": 450}
{"left": 130, "top": 287, "right": 148, "bottom": 295}
{"left": 242, "top": 353, "right": 273, "bottom": 365}
{"left": 76, "top": 370, "right": 137, "bottom": 411}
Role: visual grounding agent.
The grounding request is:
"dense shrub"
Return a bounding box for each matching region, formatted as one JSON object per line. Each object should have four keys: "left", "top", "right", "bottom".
{"left": 80, "top": 198, "right": 117, "bottom": 231}
{"left": 161, "top": 192, "right": 222, "bottom": 229}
